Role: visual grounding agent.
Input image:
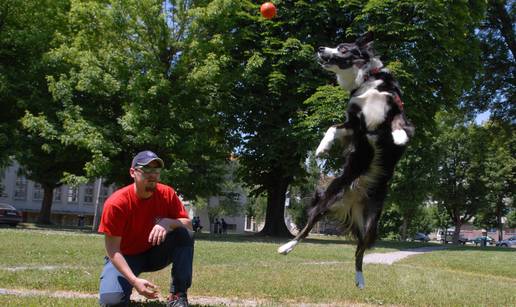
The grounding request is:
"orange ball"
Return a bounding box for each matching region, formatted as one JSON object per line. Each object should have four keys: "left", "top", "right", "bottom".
{"left": 260, "top": 2, "right": 277, "bottom": 19}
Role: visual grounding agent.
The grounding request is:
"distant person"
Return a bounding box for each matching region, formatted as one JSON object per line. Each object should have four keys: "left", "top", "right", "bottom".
{"left": 221, "top": 218, "right": 228, "bottom": 235}
{"left": 192, "top": 216, "right": 203, "bottom": 233}
{"left": 78, "top": 215, "right": 85, "bottom": 227}
{"left": 214, "top": 218, "right": 220, "bottom": 234}
{"left": 98, "top": 150, "right": 193, "bottom": 307}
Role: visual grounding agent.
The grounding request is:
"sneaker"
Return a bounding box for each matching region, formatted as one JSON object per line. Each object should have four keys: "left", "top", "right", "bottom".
{"left": 166, "top": 293, "right": 188, "bottom": 307}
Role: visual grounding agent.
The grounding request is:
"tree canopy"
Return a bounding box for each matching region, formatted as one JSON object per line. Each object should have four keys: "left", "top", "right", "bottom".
{"left": 2, "top": 0, "right": 513, "bottom": 236}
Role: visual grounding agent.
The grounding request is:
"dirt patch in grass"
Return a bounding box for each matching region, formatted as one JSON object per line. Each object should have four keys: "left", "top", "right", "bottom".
{"left": 0, "top": 288, "right": 382, "bottom": 306}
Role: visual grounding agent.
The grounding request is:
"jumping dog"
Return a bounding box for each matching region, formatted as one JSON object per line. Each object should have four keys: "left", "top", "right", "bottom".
{"left": 278, "top": 32, "right": 414, "bottom": 289}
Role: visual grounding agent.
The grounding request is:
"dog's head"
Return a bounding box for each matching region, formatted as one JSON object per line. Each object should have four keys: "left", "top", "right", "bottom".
{"left": 317, "top": 32, "right": 380, "bottom": 90}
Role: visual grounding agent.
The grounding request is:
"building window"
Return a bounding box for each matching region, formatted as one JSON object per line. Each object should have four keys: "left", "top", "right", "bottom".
{"left": 83, "top": 183, "right": 94, "bottom": 204}
{"left": 54, "top": 187, "right": 62, "bottom": 202}
{"left": 14, "top": 176, "right": 28, "bottom": 200}
{"left": 67, "top": 186, "right": 79, "bottom": 203}
{"left": 33, "top": 183, "right": 43, "bottom": 201}
{"left": 99, "top": 185, "right": 110, "bottom": 204}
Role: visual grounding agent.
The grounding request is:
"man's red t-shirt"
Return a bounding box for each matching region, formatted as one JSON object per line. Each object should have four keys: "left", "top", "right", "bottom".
{"left": 99, "top": 183, "right": 189, "bottom": 255}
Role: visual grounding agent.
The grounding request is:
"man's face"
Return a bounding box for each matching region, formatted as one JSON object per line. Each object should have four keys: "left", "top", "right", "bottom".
{"left": 130, "top": 160, "right": 162, "bottom": 192}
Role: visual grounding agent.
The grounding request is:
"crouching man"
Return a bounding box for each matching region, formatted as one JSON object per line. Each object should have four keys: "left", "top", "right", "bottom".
{"left": 98, "top": 150, "right": 193, "bottom": 307}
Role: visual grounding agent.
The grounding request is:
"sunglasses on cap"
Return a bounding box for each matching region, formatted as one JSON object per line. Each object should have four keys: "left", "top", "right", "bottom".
{"left": 134, "top": 165, "right": 162, "bottom": 174}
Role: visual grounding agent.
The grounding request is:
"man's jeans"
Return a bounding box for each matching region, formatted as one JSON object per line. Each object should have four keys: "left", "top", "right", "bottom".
{"left": 98, "top": 227, "right": 194, "bottom": 306}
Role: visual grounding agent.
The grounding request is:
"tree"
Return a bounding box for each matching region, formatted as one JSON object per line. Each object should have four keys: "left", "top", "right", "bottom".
{"left": 463, "top": 0, "right": 515, "bottom": 122}
{"left": 0, "top": 0, "right": 97, "bottom": 224}
{"left": 472, "top": 120, "right": 515, "bottom": 240}
{"left": 30, "top": 0, "right": 230, "bottom": 201}
{"left": 185, "top": 0, "right": 486, "bottom": 237}
{"left": 388, "top": 138, "right": 437, "bottom": 240}
{"left": 507, "top": 209, "right": 516, "bottom": 228}
{"left": 430, "top": 111, "right": 491, "bottom": 244}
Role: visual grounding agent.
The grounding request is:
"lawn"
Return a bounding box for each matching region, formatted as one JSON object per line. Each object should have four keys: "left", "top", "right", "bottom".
{"left": 0, "top": 226, "right": 515, "bottom": 306}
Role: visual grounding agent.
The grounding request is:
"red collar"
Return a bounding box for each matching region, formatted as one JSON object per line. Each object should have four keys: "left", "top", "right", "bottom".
{"left": 364, "top": 67, "right": 382, "bottom": 81}
{"left": 394, "top": 94, "right": 404, "bottom": 110}
{"left": 363, "top": 67, "right": 404, "bottom": 110}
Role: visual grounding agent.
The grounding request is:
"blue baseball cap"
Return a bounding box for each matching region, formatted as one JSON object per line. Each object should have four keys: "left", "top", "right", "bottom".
{"left": 131, "top": 150, "right": 164, "bottom": 168}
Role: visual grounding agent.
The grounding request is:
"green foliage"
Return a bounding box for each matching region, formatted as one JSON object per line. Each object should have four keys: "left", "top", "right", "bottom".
{"left": 429, "top": 203, "right": 451, "bottom": 231}
{"left": 462, "top": 0, "right": 515, "bottom": 121}
{"left": 245, "top": 192, "right": 267, "bottom": 224}
{"left": 0, "top": 0, "right": 69, "bottom": 166}
{"left": 430, "top": 110, "right": 490, "bottom": 230}
{"left": 471, "top": 120, "right": 515, "bottom": 230}
{"left": 507, "top": 210, "right": 516, "bottom": 228}
{"left": 0, "top": 0, "right": 94, "bottom": 223}
{"left": 4, "top": 0, "right": 507, "bottom": 236}
{"left": 378, "top": 205, "right": 403, "bottom": 240}
{"left": 186, "top": 0, "right": 486, "bottom": 236}
{"left": 40, "top": 0, "right": 230, "bottom": 198}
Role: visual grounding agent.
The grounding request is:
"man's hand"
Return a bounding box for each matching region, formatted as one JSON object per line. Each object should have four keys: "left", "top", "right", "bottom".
{"left": 133, "top": 277, "right": 159, "bottom": 299}
{"left": 148, "top": 219, "right": 168, "bottom": 246}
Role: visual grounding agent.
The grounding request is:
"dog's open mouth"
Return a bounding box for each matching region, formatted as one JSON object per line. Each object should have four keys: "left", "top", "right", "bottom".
{"left": 317, "top": 52, "right": 331, "bottom": 67}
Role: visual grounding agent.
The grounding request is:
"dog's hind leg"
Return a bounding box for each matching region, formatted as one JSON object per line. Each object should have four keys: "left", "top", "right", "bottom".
{"left": 278, "top": 171, "right": 357, "bottom": 255}
{"left": 354, "top": 204, "right": 382, "bottom": 289}
{"left": 278, "top": 189, "right": 326, "bottom": 254}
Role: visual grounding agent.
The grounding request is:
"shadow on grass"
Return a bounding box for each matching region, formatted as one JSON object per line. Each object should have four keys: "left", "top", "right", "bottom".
{"left": 6, "top": 224, "right": 512, "bottom": 253}
{"left": 3, "top": 222, "right": 97, "bottom": 234}
{"left": 129, "top": 302, "right": 216, "bottom": 307}
{"left": 193, "top": 232, "right": 515, "bottom": 253}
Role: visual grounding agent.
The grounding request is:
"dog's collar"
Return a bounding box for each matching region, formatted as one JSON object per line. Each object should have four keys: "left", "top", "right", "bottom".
{"left": 350, "top": 67, "right": 384, "bottom": 96}
{"left": 364, "top": 67, "right": 383, "bottom": 81}
{"left": 393, "top": 93, "right": 404, "bottom": 110}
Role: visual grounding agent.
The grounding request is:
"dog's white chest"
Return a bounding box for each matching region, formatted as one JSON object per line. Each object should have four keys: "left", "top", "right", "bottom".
{"left": 350, "top": 81, "right": 391, "bottom": 130}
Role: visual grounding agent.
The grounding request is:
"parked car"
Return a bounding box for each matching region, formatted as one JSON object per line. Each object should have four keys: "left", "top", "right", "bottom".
{"left": 437, "top": 230, "right": 468, "bottom": 244}
{"left": 0, "top": 203, "right": 22, "bottom": 226}
{"left": 470, "top": 236, "right": 495, "bottom": 246}
{"left": 496, "top": 236, "right": 516, "bottom": 247}
{"left": 413, "top": 232, "right": 430, "bottom": 242}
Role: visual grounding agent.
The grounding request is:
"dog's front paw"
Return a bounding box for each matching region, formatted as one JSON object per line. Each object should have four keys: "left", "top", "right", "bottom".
{"left": 315, "top": 143, "right": 330, "bottom": 157}
{"left": 316, "top": 127, "right": 338, "bottom": 156}
{"left": 278, "top": 240, "right": 298, "bottom": 255}
{"left": 392, "top": 129, "right": 409, "bottom": 145}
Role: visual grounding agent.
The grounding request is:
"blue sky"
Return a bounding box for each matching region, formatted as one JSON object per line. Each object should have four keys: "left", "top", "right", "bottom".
{"left": 475, "top": 110, "right": 491, "bottom": 125}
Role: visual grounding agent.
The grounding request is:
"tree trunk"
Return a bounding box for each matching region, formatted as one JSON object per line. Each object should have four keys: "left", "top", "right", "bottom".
{"left": 400, "top": 218, "right": 408, "bottom": 241}
{"left": 490, "top": 0, "right": 516, "bottom": 59}
{"left": 258, "top": 179, "right": 292, "bottom": 237}
{"left": 37, "top": 184, "right": 54, "bottom": 225}
{"left": 496, "top": 203, "right": 503, "bottom": 241}
{"left": 452, "top": 222, "right": 462, "bottom": 245}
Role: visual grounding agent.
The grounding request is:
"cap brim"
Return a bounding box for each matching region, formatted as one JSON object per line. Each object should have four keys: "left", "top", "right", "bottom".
{"left": 137, "top": 158, "right": 164, "bottom": 168}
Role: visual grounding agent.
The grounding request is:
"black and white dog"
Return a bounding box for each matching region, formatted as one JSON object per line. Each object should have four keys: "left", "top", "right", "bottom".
{"left": 278, "top": 33, "right": 414, "bottom": 289}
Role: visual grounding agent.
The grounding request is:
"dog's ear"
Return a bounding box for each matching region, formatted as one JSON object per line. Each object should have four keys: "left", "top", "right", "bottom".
{"left": 356, "top": 32, "right": 374, "bottom": 47}
{"left": 356, "top": 32, "right": 374, "bottom": 55}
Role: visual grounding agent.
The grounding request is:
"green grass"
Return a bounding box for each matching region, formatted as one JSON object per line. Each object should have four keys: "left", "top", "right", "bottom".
{"left": 0, "top": 227, "right": 515, "bottom": 306}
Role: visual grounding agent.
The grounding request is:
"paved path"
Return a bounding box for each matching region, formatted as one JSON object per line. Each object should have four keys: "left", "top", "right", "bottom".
{"left": 363, "top": 246, "right": 447, "bottom": 265}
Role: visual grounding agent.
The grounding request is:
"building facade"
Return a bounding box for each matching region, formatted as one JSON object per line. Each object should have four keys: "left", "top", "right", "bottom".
{"left": 0, "top": 161, "right": 115, "bottom": 226}
{"left": 1, "top": 160, "right": 304, "bottom": 235}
